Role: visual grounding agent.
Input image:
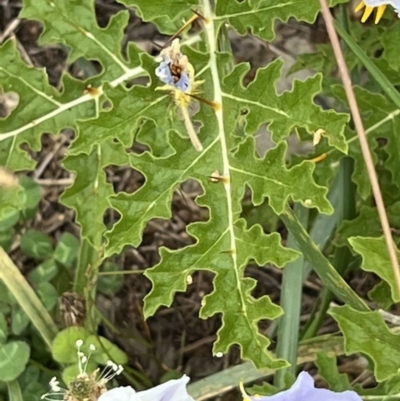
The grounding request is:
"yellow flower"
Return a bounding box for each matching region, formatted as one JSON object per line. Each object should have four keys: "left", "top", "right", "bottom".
{"left": 355, "top": 1, "right": 387, "bottom": 23}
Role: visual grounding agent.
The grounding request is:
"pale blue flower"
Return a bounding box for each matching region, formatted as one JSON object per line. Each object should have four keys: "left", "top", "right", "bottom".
{"left": 247, "top": 372, "right": 362, "bottom": 401}
{"left": 155, "top": 39, "right": 193, "bottom": 93}
{"left": 98, "top": 375, "right": 195, "bottom": 401}
{"left": 155, "top": 59, "right": 191, "bottom": 93}
{"left": 155, "top": 60, "right": 175, "bottom": 86}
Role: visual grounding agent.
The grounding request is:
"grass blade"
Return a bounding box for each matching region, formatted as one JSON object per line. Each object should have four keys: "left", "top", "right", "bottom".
{"left": 280, "top": 207, "right": 368, "bottom": 312}
{"left": 0, "top": 247, "right": 58, "bottom": 348}
{"left": 334, "top": 21, "right": 400, "bottom": 109}
{"left": 274, "top": 204, "right": 308, "bottom": 387}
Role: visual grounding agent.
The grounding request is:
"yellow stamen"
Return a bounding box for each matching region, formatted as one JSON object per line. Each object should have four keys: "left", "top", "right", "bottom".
{"left": 375, "top": 5, "right": 387, "bottom": 23}
{"left": 361, "top": 6, "right": 374, "bottom": 22}
{"left": 354, "top": 0, "right": 365, "bottom": 13}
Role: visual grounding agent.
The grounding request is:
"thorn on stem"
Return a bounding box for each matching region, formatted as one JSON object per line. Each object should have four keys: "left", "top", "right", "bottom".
{"left": 190, "top": 8, "right": 208, "bottom": 23}
{"left": 209, "top": 170, "right": 230, "bottom": 184}
{"left": 309, "top": 153, "right": 327, "bottom": 163}
{"left": 220, "top": 249, "right": 236, "bottom": 255}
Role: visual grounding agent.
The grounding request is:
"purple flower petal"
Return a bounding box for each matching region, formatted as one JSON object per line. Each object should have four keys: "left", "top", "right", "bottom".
{"left": 250, "top": 372, "right": 362, "bottom": 401}
{"left": 98, "top": 375, "right": 194, "bottom": 401}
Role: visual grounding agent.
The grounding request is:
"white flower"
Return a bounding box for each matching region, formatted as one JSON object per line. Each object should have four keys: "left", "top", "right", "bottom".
{"left": 364, "top": 0, "right": 400, "bottom": 16}
{"left": 98, "top": 375, "right": 194, "bottom": 401}
{"left": 243, "top": 372, "right": 362, "bottom": 401}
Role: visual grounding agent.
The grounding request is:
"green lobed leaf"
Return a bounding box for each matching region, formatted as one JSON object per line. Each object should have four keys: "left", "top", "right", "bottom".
{"left": 61, "top": 147, "right": 115, "bottom": 245}
{"left": 230, "top": 139, "right": 334, "bottom": 215}
{"left": 315, "top": 353, "right": 351, "bottom": 392}
{"left": 337, "top": 202, "right": 400, "bottom": 247}
{"left": 223, "top": 60, "right": 348, "bottom": 153}
{"left": 368, "top": 281, "right": 394, "bottom": 309}
{"left": 20, "top": 0, "right": 131, "bottom": 81}
{"left": 330, "top": 305, "right": 400, "bottom": 382}
{"left": 336, "top": 206, "right": 381, "bottom": 247}
{"left": 119, "top": 0, "right": 348, "bottom": 38}
{"left": 216, "top": 0, "right": 348, "bottom": 41}
{"left": 349, "top": 236, "right": 400, "bottom": 303}
{"left": 96, "top": 0, "right": 347, "bottom": 368}
{"left": 2, "top": 0, "right": 354, "bottom": 370}
{"left": 117, "top": 0, "right": 197, "bottom": 33}
{"left": 0, "top": 40, "right": 97, "bottom": 170}
{"left": 143, "top": 218, "right": 298, "bottom": 369}
{"left": 381, "top": 24, "right": 400, "bottom": 72}
{"left": 333, "top": 85, "right": 400, "bottom": 198}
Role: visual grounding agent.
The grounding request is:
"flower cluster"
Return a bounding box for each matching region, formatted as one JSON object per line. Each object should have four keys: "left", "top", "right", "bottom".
{"left": 41, "top": 340, "right": 123, "bottom": 401}
{"left": 356, "top": 0, "right": 400, "bottom": 23}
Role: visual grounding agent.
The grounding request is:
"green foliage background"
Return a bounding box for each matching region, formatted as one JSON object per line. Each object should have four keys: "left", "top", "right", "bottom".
{"left": 1, "top": 0, "right": 400, "bottom": 399}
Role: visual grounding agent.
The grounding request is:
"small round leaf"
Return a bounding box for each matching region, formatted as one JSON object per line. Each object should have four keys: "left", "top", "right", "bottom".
{"left": 0, "top": 341, "right": 30, "bottom": 381}
{"left": 52, "top": 327, "right": 90, "bottom": 364}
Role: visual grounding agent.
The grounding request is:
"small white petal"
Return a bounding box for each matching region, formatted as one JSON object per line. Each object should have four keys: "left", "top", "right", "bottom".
{"left": 76, "top": 339, "right": 83, "bottom": 347}
{"left": 98, "top": 386, "right": 137, "bottom": 401}
{"left": 138, "top": 375, "right": 194, "bottom": 401}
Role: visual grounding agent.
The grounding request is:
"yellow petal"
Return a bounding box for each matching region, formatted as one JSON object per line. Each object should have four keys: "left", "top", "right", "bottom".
{"left": 375, "top": 5, "right": 387, "bottom": 23}
{"left": 355, "top": 0, "right": 365, "bottom": 13}
{"left": 361, "top": 6, "right": 374, "bottom": 22}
